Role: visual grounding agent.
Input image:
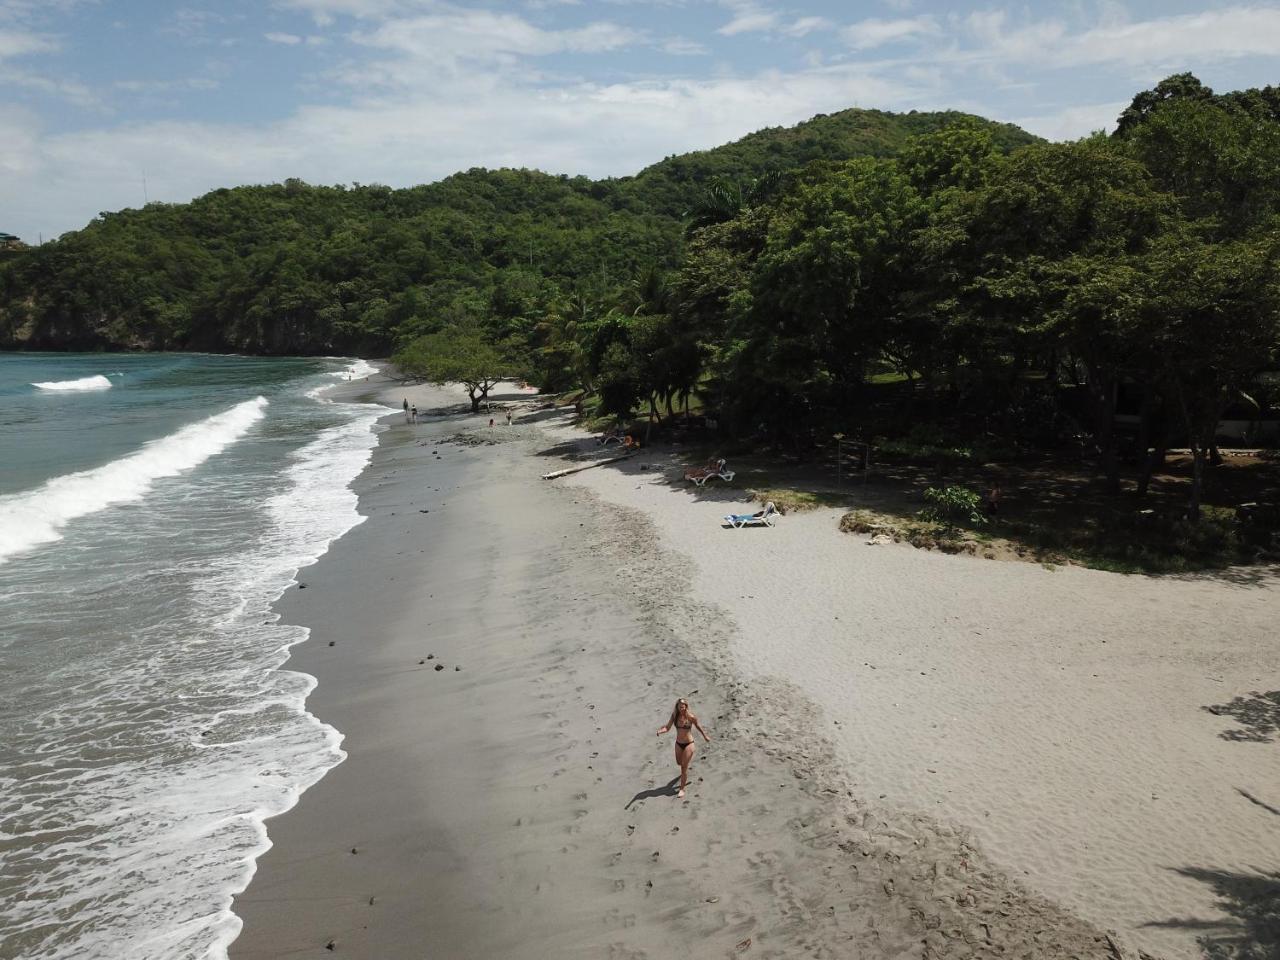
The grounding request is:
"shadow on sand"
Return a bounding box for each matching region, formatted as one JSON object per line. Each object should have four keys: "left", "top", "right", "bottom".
{"left": 625, "top": 777, "right": 681, "bottom": 810}
{"left": 1203, "top": 691, "right": 1280, "bottom": 743}
{"left": 1144, "top": 864, "right": 1280, "bottom": 960}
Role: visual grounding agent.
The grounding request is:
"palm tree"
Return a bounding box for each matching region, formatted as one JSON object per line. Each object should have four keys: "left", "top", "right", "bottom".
{"left": 683, "top": 171, "right": 783, "bottom": 233}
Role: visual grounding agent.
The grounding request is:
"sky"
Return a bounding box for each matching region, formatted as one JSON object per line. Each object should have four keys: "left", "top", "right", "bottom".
{"left": 1, "top": 1, "right": 1278, "bottom": 242}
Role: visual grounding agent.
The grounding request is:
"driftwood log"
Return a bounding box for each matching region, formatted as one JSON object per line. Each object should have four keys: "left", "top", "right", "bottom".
{"left": 541, "top": 454, "right": 634, "bottom": 480}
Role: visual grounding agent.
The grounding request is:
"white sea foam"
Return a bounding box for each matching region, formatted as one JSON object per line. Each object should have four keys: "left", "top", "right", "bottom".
{"left": 31, "top": 374, "right": 113, "bottom": 391}
{"left": 331, "top": 358, "right": 378, "bottom": 380}
{"left": 0, "top": 397, "right": 268, "bottom": 565}
{"left": 201, "top": 400, "right": 385, "bottom": 959}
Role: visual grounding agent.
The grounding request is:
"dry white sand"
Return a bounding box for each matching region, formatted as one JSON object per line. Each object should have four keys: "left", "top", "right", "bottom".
{"left": 544, "top": 419, "right": 1280, "bottom": 960}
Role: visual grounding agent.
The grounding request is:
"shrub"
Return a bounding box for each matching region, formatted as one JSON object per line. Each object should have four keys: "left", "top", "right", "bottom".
{"left": 921, "top": 485, "right": 988, "bottom": 528}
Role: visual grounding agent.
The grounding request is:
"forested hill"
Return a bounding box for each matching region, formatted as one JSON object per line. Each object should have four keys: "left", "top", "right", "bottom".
{"left": 0, "top": 107, "right": 1035, "bottom": 354}
{"left": 623, "top": 108, "right": 1036, "bottom": 216}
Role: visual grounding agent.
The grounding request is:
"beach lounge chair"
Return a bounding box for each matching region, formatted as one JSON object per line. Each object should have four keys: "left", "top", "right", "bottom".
{"left": 685, "top": 458, "right": 735, "bottom": 486}
{"left": 684, "top": 458, "right": 715, "bottom": 483}
{"left": 724, "top": 501, "right": 778, "bottom": 528}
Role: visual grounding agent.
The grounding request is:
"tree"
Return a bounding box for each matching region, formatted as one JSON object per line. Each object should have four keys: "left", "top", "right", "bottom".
{"left": 1114, "top": 72, "right": 1215, "bottom": 138}
{"left": 683, "top": 172, "right": 782, "bottom": 233}
{"left": 741, "top": 157, "right": 923, "bottom": 438}
{"left": 1126, "top": 97, "right": 1280, "bottom": 239}
{"left": 392, "top": 327, "right": 511, "bottom": 412}
{"left": 899, "top": 121, "right": 1002, "bottom": 196}
{"left": 1144, "top": 233, "right": 1280, "bottom": 518}
{"left": 953, "top": 137, "right": 1173, "bottom": 489}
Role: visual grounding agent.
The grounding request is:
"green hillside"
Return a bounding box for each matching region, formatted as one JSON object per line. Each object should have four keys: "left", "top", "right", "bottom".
{"left": 623, "top": 108, "right": 1037, "bottom": 215}
{"left": 0, "top": 107, "right": 1036, "bottom": 355}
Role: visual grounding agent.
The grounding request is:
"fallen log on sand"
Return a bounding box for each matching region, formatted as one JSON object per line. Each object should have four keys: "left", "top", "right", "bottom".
{"left": 542, "top": 454, "right": 633, "bottom": 480}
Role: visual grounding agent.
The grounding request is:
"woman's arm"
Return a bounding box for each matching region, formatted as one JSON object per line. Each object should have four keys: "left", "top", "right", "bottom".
{"left": 694, "top": 718, "right": 711, "bottom": 742}
{"left": 658, "top": 708, "right": 676, "bottom": 736}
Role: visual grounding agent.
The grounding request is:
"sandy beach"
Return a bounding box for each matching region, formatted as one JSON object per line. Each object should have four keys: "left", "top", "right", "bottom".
{"left": 231, "top": 374, "right": 1278, "bottom": 960}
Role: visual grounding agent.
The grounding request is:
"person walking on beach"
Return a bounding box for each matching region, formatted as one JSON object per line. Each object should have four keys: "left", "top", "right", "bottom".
{"left": 403, "top": 398, "right": 408, "bottom": 412}
{"left": 411, "top": 405, "right": 418, "bottom": 424}
{"left": 657, "top": 698, "right": 710, "bottom": 799}
{"left": 506, "top": 410, "right": 512, "bottom": 427}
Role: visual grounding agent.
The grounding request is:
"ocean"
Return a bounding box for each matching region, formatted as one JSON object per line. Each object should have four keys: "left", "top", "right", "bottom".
{"left": 0, "top": 353, "right": 388, "bottom": 959}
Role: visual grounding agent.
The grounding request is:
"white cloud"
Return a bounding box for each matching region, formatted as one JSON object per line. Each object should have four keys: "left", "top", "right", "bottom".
{"left": 114, "top": 77, "right": 221, "bottom": 93}
{"left": 266, "top": 32, "right": 327, "bottom": 48}
{"left": 0, "top": 63, "right": 95, "bottom": 106}
{"left": 352, "top": 11, "right": 641, "bottom": 65}
{"left": 960, "top": 6, "right": 1280, "bottom": 68}
{"left": 1013, "top": 100, "right": 1129, "bottom": 140}
{"left": 662, "top": 35, "right": 707, "bottom": 55}
{"left": 716, "top": 0, "right": 779, "bottom": 36}
{"left": 0, "top": 0, "right": 90, "bottom": 21}
{"left": 782, "top": 15, "right": 831, "bottom": 38}
{"left": 0, "top": 103, "right": 41, "bottom": 179}
{"left": 274, "top": 0, "right": 427, "bottom": 25}
{"left": 841, "top": 15, "right": 939, "bottom": 50}
{"left": 0, "top": 26, "right": 54, "bottom": 58}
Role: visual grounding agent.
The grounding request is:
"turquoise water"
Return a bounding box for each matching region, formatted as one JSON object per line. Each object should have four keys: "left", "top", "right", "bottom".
{"left": 0, "top": 354, "right": 387, "bottom": 959}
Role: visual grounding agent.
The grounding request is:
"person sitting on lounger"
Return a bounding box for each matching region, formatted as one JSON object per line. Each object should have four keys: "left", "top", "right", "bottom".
{"left": 724, "top": 501, "right": 777, "bottom": 528}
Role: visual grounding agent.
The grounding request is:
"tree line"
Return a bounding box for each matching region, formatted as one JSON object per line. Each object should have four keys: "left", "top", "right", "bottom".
{"left": 397, "top": 74, "right": 1280, "bottom": 520}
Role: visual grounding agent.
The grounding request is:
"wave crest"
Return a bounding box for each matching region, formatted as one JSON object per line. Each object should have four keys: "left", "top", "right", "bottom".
{"left": 0, "top": 397, "right": 268, "bottom": 565}
{"left": 32, "top": 374, "right": 113, "bottom": 392}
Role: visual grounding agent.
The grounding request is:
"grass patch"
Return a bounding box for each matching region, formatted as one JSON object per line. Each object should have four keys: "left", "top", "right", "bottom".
{"left": 993, "top": 504, "right": 1265, "bottom": 574}
{"left": 840, "top": 510, "right": 996, "bottom": 557}
{"left": 874, "top": 424, "right": 1020, "bottom": 464}
{"left": 838, "top": 500, "right": 1272, "bottom": 573}
{"left": 748, "top": 487, "right": 848, "bottom": 514}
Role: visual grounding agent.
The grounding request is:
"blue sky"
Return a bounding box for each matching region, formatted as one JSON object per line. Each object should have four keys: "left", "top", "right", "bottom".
{"left": 2, "top": 0, "right": 1278, "bottom": 241}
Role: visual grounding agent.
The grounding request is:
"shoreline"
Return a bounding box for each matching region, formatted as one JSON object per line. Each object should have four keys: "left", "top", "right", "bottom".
{"left": 230, "top": 383, "right": 1278, "bottom": 959}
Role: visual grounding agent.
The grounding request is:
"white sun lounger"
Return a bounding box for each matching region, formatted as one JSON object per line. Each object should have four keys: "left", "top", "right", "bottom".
{"left": 687, "top": 458, "right": 735, "bottom": 486}
{"left": 724, "top": 501, "right": 778, "bottom": 528}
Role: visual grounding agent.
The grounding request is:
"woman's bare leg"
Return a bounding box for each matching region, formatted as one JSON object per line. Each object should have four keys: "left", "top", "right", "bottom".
{"left": 676, "top": 743, "right": 695, "bottom": 797}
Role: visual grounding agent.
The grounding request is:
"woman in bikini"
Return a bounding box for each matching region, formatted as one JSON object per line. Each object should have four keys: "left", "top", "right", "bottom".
{"left": 657, "top": 697, "right": 711, "bottom": 798}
